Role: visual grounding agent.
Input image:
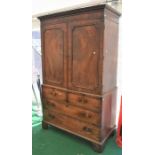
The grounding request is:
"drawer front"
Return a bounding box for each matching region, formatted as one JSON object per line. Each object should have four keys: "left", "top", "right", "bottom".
{"left": 44, "top": 110, "right": 101, "bottom": 141}
{"left": 68, "top": 93, "right": 101, "bottom": 112}
{"left": 44, "top": 99, "right": 100, "bottom": 126}
{"left": 42, "top": 86, "right": 66, "bottom": 101}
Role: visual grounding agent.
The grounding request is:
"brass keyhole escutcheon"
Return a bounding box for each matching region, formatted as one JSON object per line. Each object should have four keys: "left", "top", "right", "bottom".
{"left": 93, "top": 51, "right": 96, "bottom": 55}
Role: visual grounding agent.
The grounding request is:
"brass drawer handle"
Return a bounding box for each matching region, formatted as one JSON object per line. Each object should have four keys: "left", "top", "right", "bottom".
{"left": 48, "top": 114, "right": 55, "bottom": 119}
{"left": 78, "top": 97, "right": 82, "bottom": 102}
{"left": 57, "top": 92, "right": 62, "bottom": 96}
{"left": 78, "top": 95, "right": 88, "bottom": 103}
{"left": 50, "top": 103, "right": 56, "bottom": 107}
{"left": 78, "top": 97, "right": 87, "bottom": 104}
{"left": 49, "top": 102, "right": 56, "bottom": 107}
{"left": 49, "top": 103, "right": 56, "bottom": 107}
{"left": 65, "top": 104, "right": 69, "bottom": 107}
{"left": 86, "top": 113, "right": 92, "bottom": 118}
{"left": 79, "top": 112, "right": 86, "bottom": 117}
{"left": 50, "top": 90, "right": 57, "bottom": 96}
{"left": 79, "top": 112, "right": 91, "bottom": 118}
{"left": 83, "top": 126, "right": 92, "bottom": 133}
{"left": 83, "top": 99, "right": 87, "bottom": 103}
{"left": 53, "top": 92, "right": 57, "bottom": 96}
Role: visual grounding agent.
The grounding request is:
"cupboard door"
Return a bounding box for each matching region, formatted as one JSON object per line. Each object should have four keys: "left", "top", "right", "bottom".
{"left": 42, "top": 23, "right": 67, "bottom": 87}
{"left": 68, "top": 20, "right": 103, "bottom": 93}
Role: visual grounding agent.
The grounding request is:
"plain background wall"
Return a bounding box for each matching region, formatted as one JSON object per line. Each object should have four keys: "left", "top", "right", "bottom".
{"left": 33, "top": 0, "right": 106, "bottom": 17}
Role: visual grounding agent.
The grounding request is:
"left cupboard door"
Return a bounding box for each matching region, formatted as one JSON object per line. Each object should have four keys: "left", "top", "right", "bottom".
{"left": 42, "top": 23, "right": 67, "bottom": 88}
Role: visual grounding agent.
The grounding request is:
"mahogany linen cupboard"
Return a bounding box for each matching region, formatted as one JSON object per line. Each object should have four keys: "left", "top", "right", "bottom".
{"left": 38, "top": 4, "right": 121, "bottom": 153}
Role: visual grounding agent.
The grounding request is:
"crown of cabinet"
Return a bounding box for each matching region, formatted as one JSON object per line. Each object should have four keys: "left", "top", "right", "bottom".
{"left": 38, "top": 4, "right": 120, "bottom": 153}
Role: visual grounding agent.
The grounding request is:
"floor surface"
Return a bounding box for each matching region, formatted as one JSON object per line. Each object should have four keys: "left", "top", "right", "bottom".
{"left": 32, "top": 124, "right": 122, "bottom": 155}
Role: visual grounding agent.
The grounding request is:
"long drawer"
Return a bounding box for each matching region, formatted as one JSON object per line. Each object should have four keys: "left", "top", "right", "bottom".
{"left": 44, "top": 98, "right": 100, "bottom": 126}
{"left": 44, "top": 110, "right": 101, "bottom": 141}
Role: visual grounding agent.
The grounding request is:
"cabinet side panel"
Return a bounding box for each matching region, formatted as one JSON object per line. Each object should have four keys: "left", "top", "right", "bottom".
{"left": 101, "top": 88, "right": 117, "bottom": 138}
{"left": 103, "top": 11, "right": 119, "bottom": 93}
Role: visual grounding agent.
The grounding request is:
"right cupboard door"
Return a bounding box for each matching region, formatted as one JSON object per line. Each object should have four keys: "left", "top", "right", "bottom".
{"left": 68, "top": 20, "right": 103, "bottom": 94}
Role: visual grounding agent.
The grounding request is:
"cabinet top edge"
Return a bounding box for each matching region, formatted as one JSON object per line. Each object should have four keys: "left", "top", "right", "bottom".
{"left": 37, "top": 4, "right": 121, "bottom": 21}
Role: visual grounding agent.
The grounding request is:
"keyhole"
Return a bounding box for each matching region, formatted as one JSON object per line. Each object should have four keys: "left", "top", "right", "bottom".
{"left": 93, "top": 51, "right": 96, "bottom": 55}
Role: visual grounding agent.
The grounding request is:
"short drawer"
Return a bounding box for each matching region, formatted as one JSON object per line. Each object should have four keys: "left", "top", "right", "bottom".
{"left": 44, "top": 98, "right": 100, "bottom": 126}
{"left": 68, "top": 93, "right": 101, "bottom": 112}
{"left": 44, "top": 111, "right": 101, "bottom": 141}
{"left": 42, "top": 86, "right": 66, "bottom": 101}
